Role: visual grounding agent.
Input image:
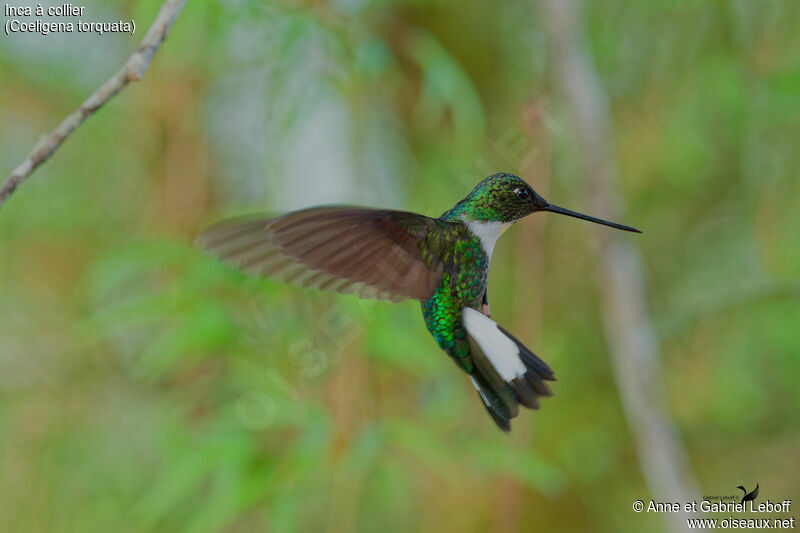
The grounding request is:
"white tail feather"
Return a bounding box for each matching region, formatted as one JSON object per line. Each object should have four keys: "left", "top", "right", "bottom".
{"left": 462, "top": 307, "right": 526, "bottom": 381}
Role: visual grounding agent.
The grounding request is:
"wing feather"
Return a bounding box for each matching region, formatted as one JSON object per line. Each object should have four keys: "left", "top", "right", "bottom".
{"left": 197, "top": 207, "right": 446, "bottom": 302}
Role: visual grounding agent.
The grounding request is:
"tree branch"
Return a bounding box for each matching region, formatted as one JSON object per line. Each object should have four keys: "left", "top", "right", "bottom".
{"left": 536, "top": 0, "right": 702, "bottom": 531}
{"left": 0, "top": 0, "right": 188, "bottom": 210}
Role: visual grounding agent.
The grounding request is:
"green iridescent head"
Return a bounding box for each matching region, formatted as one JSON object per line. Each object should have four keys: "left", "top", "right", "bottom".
{"left": 443, "top": 173, "right": 642, "bottom": 233}
{"left": 442, "top": 173, "right": 546, "bottom": 223}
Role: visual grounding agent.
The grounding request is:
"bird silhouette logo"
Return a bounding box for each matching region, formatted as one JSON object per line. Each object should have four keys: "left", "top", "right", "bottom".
{"left": 736, "top": 483, "right": 759, "bottom": 503}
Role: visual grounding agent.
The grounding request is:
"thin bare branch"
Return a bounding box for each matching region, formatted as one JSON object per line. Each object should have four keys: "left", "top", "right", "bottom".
{"left": 0, "top": 0, "right": 188, "bottom": 210}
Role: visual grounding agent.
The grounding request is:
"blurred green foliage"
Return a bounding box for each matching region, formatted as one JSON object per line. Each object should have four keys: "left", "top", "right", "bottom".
{"left": 1, "top": 0, "right": 798, "bottom": 531}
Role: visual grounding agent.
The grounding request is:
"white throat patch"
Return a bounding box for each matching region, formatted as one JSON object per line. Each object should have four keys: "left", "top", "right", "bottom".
{"left": 463, "top": 218, "right": 511, "bottom": 264}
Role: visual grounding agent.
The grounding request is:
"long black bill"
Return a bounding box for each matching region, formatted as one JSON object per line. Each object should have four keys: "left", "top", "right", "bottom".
{"left": 543, "top": 204, "right": 642, "bottom": 233}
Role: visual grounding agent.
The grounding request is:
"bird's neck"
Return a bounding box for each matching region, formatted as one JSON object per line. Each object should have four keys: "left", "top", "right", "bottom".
{"left": 460, "top": 216, "right": 512, "bottom": 264}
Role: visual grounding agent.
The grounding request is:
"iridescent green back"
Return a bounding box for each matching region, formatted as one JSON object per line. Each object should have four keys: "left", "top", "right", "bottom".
{"left": 419, "top": 221, "right": 489, "bottom": 373}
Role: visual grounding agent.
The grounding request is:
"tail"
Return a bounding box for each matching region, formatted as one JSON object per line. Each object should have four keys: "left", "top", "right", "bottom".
{"left": 462, "top": 307, "right": 555, "bottom": 432}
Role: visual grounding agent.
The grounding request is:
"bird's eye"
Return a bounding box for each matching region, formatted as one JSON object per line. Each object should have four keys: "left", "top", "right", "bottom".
{"left": 515, "top": 187, "right": 530, "bottom": 200}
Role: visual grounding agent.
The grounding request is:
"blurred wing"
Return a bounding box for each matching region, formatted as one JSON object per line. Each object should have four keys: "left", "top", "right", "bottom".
{"left": 196, "top": 207, "right": 445, "bottom": 302}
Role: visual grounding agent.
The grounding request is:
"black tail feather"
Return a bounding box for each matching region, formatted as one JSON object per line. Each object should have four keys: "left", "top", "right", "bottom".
{"left": 498, "top": 324, "right": 555, "bottom": 380}
{"left": 509, "top": 376, "right": 540, "bottom": 410}
{"left": 470, "top": 372, "right": 512, "bottom": 432}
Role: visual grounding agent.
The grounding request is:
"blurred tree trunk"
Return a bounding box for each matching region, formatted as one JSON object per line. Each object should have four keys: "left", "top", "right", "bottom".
{"left": 536, "top": 0, "right": 701, "bottom": 531}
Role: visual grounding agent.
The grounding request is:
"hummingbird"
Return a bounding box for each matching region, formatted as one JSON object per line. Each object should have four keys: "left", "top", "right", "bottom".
{"left": 196, "top": 173, "right": 640, "bottom": 431}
